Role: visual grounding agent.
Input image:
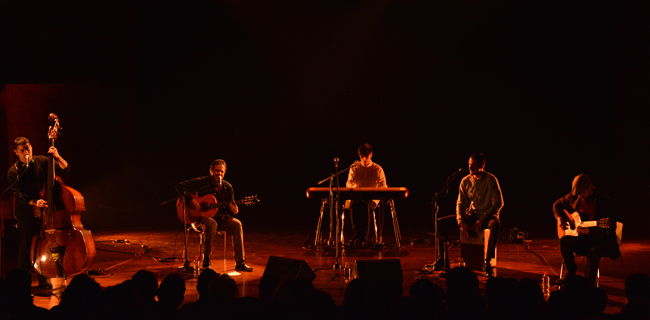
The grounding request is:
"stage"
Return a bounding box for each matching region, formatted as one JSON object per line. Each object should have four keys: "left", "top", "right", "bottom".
{"left": 18, "top": 228, "right": 649, "bottom": 315}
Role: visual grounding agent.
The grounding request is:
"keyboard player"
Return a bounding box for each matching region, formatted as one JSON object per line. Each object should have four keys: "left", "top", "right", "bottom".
{"left": 346, "top": 143, "right": 387, "bottom": 248}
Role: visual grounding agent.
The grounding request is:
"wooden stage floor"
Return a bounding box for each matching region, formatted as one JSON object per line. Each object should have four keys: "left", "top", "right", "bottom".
{"left": 26, "top": 229, "right": 650, "bottom": 315}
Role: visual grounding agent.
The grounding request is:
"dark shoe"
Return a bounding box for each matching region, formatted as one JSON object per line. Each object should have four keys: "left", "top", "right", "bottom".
{"left": 348, "top": 239, "right": 361, "bottom": 248}
{"left": 484, "top": 261, "right": 494, "bottom": 277}
{"left": 361, "top": 241, "right": 375, "bottom": 248}
{"left": 235, "top": 262, "right": 253, "bottom": 272}
{"left": 555, "top": 272, "right": 576, "bottom": 287}
{"left": 432, "top": 258, "right": 445, "bottom": 271}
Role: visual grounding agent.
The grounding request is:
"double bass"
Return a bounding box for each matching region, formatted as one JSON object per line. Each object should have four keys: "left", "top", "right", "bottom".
{"left": 31, "top": 113, "right": 95, "bottom": 279}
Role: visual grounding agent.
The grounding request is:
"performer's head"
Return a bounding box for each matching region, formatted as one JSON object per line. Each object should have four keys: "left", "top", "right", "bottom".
{"left": 468, "top": 153, "right": 486, "bottom": 176}
{"left": 210, "top": 159, "right": 227, "bottom": 181}
{"left": 572, "top": 173, "right": 594, "bottom": 199}
{"left": 358, "top": 143, "right": 373, "bottom": 165}
{"left": 13, "top": 137, "right": 33, "bottom": 163}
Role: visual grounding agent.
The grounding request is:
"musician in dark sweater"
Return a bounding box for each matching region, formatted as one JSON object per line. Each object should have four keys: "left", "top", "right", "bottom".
{"left": 7, "top": 137, "right": 69, "bottom": 287}
{"left": 176, "top": 159, "right": 253, "bottom": 272}
{"left": 553, "top": 174, "right": 620, "bottom": 286}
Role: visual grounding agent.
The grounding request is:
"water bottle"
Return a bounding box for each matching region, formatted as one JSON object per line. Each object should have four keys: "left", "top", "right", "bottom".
{"left": 343, "top": 262, "right": 351, "bottom": 281}
{"left": 193, "top": 256, "right": 200, "bottom": 278}
{"left": 542, "top": 273, "right": 550, "bottom": 297}
{"left": 458, "top": 258, "right": 466, "bottom": 268}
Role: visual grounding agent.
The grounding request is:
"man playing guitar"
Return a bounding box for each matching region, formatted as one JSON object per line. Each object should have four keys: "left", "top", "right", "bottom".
{"left": 176, "top": 159, "right": 253, "bottom": 272}
{"left": 553, "top": 174, "right": 620, "bottom": 286}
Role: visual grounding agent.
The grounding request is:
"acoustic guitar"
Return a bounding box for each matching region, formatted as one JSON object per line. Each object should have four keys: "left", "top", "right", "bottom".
{"left": 176, "top": 194, "right": 259, "bottom": 224}
{"left": 557, "top": 209, "right": 610, "bottom": 239}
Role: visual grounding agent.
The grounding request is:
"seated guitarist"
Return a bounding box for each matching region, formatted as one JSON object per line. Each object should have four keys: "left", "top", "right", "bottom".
{"left": 176, "top": 159, "right": 253, "bottom": 272}
{"left": 553, "top": 174, "right": 620, "bottom": 286}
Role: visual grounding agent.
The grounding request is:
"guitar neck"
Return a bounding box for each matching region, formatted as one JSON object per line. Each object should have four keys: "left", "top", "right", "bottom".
{"left": 579, "top": 221, "right": 598, "bottom": 228}
{"left": 211, "top": 199, "right": 245, "bottom": 209}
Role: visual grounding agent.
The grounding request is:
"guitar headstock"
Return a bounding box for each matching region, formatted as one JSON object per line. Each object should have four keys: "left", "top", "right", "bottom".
{"left": 598, "top": 218, "right": 611, "bottom": 229}
{"left": 241, "top": 195, "right": 260, "bottom": 206}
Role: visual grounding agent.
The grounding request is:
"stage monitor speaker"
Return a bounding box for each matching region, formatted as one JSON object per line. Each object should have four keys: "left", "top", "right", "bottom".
{"left": 352, "top": 259, "right": 402, "bottom": 285}
{"left": 262, "top": 256, "right": 316, "bottom": 282}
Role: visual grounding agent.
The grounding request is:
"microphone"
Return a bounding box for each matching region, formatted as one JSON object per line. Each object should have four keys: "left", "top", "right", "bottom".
{"left": 217, "top": 175, "right": 223, "bottom": 186}
{"left": 334, "top": 157, "right": 339, "bottom": 167}
{"left": 24, "top": 154, "right": 30, "bottom": 168}
{"left": 447, "top": 168, "right": 463, "bottom": 181}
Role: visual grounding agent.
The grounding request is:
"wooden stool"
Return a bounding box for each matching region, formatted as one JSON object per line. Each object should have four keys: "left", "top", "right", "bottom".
{"left": 460, "top": 229, "right": 496, "bottom": 272}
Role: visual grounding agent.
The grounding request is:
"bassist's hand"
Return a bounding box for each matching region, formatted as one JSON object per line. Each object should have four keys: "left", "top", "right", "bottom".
{"left": 31, "top": 199, "right": 48, "bottom": 208}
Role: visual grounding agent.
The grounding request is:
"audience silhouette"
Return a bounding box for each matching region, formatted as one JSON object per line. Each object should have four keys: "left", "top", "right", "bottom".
{"left": 1, "top": 267, "right": 646, "bottom": 320}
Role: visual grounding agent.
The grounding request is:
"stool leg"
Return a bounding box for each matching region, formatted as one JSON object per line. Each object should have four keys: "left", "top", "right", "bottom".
{"left": 199, "top": 232, "right": 204, "bottom": 267}
{"left": 315, "top": 199, "right": 326, "bottom": 246}
{"left": 372, "top": 210, "right": 378, "bottom": 245}
{"left": 223, "top": 232, "right": 227, "bottom": 272}
{"left": 389, "top": 199, "right": 401, "bottom": 247}
{"left": 340, "top": 210, "right": 345, "bottom": 244}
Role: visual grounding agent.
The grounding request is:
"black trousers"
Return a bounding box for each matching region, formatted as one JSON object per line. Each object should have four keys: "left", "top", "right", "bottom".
{"left": 560, "top": 235, "right": 610, "bottom": 283}
{"left": 17, "top": 217, "right": 40, "bottom": 271}
{"left": 349, "top": 200, "right": 373, "bottom": 243}
{"left": 437, "top": 214, "right": 500, "bottom": 262}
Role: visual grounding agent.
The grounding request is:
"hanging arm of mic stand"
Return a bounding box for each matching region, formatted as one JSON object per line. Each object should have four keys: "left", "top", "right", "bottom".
{"left": 159, "top": 184, "right": 214, "bottom": 206}
{"left": 316, "top": 163, "right": 355, "bottom": 186}
{"left": 1, "top": 162, "right": 32, "bottom": 199}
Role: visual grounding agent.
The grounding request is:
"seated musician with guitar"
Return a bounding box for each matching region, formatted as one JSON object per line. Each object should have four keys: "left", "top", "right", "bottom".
{"left": 176, "top": 159, "right": 253, "bottom": 272}
{"left": 553, "top": 174, "right": 620, "bottom": 286}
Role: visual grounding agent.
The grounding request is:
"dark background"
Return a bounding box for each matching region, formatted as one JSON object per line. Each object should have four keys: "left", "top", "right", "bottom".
{"left": 1, "top": 1, "right": 648, "bottom": 240}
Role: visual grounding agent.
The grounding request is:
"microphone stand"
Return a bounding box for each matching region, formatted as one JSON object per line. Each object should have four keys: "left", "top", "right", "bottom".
{"left": 160, "top": 184, "right": 214, "bottom": 273}
{"left": 423, "top": 169, "right": 463, "bottom": 278}
{"left": 316, "top": 160, "right": 354, "bottom": 278}
{"left": 1, "top": 161, "right": 32, "bottom": 277}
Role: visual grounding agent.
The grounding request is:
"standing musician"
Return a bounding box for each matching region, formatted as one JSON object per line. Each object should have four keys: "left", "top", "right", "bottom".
{"left": 346, "top": 143, "right": 387, "bottom": 248}
{"left": 7, "top": 137, "right": 69, "bottom": 288}
{"left": 456, "top": 152, "right": 503, "bottom": 277}
{"left": 176, "top": 159, "right": 253, "bottom": 272}
{"left": 553, "top": 174, "right": 620, "bottom": 286}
